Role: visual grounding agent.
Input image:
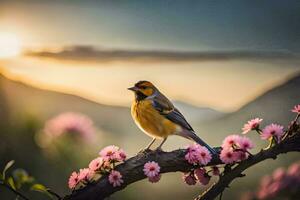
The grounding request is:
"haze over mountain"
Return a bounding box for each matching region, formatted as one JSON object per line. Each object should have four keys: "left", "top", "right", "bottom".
{"left": 174, "top": 101, "right": 224, "bottom": 123}
{"left": 197, "top": 73, "right": 300, "bottom": 147}
{"left": 1, "top": 72, "right": 299, "bottom": 149}
{"left": 0, "top": 73, "right": 224, "bottom": 152}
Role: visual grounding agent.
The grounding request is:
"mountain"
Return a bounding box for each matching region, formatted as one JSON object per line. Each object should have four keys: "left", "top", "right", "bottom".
{"left": 0, "top": 75, "right": 133, "bottom": 136}
{"left": 1, "top": 72, "right": 299, "bottom": 151}
{"left": 0, "top": 74, "right": 224, "bottom": 153}
{"left": 197, "top": 73, "right": 300, "bottom": 146}
{"left": 174, "top": 101, "right": 224, "bottom": 123}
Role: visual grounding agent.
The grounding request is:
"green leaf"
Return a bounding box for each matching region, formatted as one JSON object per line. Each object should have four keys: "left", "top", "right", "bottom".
{"left": 3, "top": 160, "right": 15, "bottom": 180}
{"left": 7, "top": 177, "right": 16, "bottom": 190}
{"left": 12, "top": 169, "right": 33, "bottom": 189}
{"left": 31, "top": 183, "right": 47, "bottom": 192}
{"left": 0, "top": 173, "right": 3, "bottom": 181}
{"left": 31, "top": 184, "right": 55, "bottom": 199}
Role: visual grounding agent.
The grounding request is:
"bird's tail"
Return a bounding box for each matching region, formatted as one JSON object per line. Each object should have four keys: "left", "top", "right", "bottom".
{"left": 179, "top": 129, "right": 217, "bottom": 155}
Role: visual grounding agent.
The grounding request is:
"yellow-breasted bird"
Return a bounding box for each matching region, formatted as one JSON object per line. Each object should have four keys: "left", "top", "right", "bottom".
{"left": 128, "top": 80, "right": 216, "bottom": 154}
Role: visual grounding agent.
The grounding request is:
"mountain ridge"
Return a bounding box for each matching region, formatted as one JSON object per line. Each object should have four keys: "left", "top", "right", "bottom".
{"left": 0, "top": 72, "right": 225, "bottom": 124}
{"left": 197, "top": 73, "right": 300, "bottom": 147}
{"left": 1, "top": 72, "right": 299, "bottom": 142}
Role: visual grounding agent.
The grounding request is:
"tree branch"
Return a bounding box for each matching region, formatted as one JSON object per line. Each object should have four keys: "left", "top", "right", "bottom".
{"left": 64, "top": 129, "right": 300, "bottom": 200}
{"left": 197, "top": 131, "right": 300, "bottom": 200}
{"left": 0, "top": 182, "right": 30, "bottom": 200}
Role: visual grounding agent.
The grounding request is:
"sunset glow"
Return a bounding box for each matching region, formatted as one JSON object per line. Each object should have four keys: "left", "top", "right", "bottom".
{"left": 0, "top": 33, "right": 21, "bottom": 58}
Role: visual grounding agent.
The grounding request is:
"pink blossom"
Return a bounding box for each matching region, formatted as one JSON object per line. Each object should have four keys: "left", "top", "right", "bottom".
{"left": 221, "top": 135, "right": 240, "bottom": 149}
{"left": 242, "top": 118, "right": 263, "bottom": 134}
{"left": 199, "top": 174, "right": 211, "bottom": 185}
{"left": 99, "top": 145, "right": 120, "bottom": 161}
{"left": 68, "top": 172, "right": 79, "bottom": 189}
{"left": 220, "top": 148, "right": 239, "bottom": 164}
{"left": 108, "top": 170, "right": 123, "bottom": 187}
{"left": 257, "top": 189, "right": 269, "bottom": 200}
{"left": 197, "top": 146, "right": 212, "bottom": 165}
{"left": 194, "top": 168, "right": 210, "bottom": 185}
{"left": 182, "top": 173, "right": 197, "bottom": 185}
{"left": 222, "top": 135, "right": 254, "bottom": 159}
{"left": 185, "top": 144, "right": 200, "bottom": 164}
{"left": 268, "top": 182, "right": 281, "bottom": 197}
{"left": 116, "top": 149, "right": 127, "bottom": 162}
{"left": 291, "top": 104, "right": 300, "bottom": 114}
{"left": 287, "top": 162, "right": 300, "bottom": 179}
{"left": 261, "top": 123, "right": 284, "bottom": 141}
{"left": 44, "top": 112, "right": 96, "bottom": 142}
{"left": 185, "top": 144, "right": 212, "bottom": 165}
{"left": 143, "top": 161, "right": 160, "bottom": 178}
{"left": 212, "top": 166, "right": 220, "bottom": 176}
{"left": 272, "top": 168, "right": 286, "bottom": 181}
{"left": 288, "top": 162, "right": 300, "bottom": 174}
{"left": 89, "top": 157, "right": 104, "bottom": 171}
{"left": 185, "top": 144, "right": 201, "bottom": 164}
{"left": 257, "top": 176, "right": 273, "bottom": 199}
{"left": 148, "top": 174, "right": 161, "bottom": 183}
{"left": 98, "top": 146, "right": 126, "bottom": 162}
{"left": 185, "top": 150, "right": 200, "bottom": 164}
{"left": 237, "top": 136, "right": 254, "bottom": 151}
{"left": 254, "top": 162, "right": 300, "bottom": 200}
{"left": 194, "top": 168, "right": 206, "bottom": 180}
{"left": 220, "top": 135, "right": 253, "bottom": 163}
{"left": 78, "top": 168, "right": 94, "bottom": 182}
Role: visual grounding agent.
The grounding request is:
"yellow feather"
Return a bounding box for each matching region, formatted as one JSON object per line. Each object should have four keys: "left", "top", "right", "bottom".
{"left": 131, "top": 99, "right": 180, "bottom": 139}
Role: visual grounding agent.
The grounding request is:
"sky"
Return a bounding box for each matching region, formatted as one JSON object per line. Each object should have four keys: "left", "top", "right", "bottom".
{"left": 0, "top": 0, "right": 299, "bottom": 112}
{"left": 1, "top": 0, "right": 299, "bottom": 51}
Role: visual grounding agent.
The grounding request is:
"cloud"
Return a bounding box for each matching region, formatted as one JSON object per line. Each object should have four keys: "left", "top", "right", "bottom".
{"left": 24, "top": 45, "right": 300, "bottom": 63}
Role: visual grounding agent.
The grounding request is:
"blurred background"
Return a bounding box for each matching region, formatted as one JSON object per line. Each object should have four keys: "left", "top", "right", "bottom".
{"left": 0, "top": 0, "right": 299, "bottom": 199}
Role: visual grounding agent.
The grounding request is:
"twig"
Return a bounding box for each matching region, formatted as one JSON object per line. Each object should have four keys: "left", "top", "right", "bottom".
{"left": 47, "top": 189, "right": 62, "bottom": 200}
{"left": 219, "top": 191, "right": 223, "bottom": 200}
{"left": 282, "top": 114, "right": 299, "bottom": 140}
{"left": 0, "top": 182, "right": 30, "bottom": 200}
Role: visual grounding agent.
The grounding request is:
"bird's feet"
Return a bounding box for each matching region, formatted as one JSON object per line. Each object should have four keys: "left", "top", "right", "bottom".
{"left": 154, "top": 147, "right": 164, "bottom": 153}
{"left": 137, "top": 148, "right": 152, "bottom": 155}
{"left": 137, "top": 147, "right": 164, "bottom": 155}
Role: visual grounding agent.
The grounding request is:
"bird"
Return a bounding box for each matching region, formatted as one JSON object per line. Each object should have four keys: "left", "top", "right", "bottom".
{"left": 128, "top": 80, "right": 216, "bottom": 154}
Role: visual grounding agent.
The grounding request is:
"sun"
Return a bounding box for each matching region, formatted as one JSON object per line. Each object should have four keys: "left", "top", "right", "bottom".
{"left": 0, "top": 32, "right": 21, "bottom": 58}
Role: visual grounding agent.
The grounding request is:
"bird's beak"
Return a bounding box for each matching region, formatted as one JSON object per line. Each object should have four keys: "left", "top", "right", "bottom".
{"left": 127, "top": 86, "right": 138, "bottom": 92}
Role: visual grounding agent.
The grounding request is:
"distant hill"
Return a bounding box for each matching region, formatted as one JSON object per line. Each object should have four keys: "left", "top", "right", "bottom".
{"left": 197, "top": 73, "right": 300, "bottom": 146}
{"left": 0, "top": 74, "right": 224, "bottom": 152}
{"left": 174, "top": 101, "right": 224, "bottom": 123}
{"left": 0, "top": 75, "right": 133, "bottom": 136}
{"left": 1, "top": 73, "right": 299, "bottom": 148}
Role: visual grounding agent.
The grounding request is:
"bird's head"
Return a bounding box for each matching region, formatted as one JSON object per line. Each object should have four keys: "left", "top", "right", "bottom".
{"left": 128, "top": 80, "right": 157, "bottom": 100}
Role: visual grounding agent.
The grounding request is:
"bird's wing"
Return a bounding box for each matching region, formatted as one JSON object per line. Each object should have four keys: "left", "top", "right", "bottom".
{"left": 151, "top": 94, "right": 194, "bottom": 131}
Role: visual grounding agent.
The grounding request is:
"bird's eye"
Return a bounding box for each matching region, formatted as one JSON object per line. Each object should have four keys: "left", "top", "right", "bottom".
{"left": 140, "top": 86, "right": 147, "bottom": 89}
